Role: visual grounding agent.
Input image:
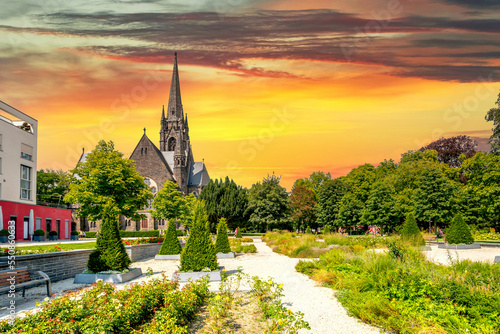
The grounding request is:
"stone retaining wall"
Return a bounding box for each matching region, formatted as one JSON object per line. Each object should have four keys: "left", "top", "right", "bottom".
{"left": 0, "top": 243, "right": 161, "bottom": 283}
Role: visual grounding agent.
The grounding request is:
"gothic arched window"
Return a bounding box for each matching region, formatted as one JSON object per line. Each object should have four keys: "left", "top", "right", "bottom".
{"left": 168, "top": 137, "right": 176, "bottom": 151}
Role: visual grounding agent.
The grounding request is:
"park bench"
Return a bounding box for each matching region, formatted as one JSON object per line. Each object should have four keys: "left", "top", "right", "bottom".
{"left": 0, "top": 267, "right": 51, "bottom": 297}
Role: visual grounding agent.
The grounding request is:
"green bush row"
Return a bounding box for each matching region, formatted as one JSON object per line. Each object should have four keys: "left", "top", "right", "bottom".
{"left": 83, "top": 230, "right": 186, "bottom": 238}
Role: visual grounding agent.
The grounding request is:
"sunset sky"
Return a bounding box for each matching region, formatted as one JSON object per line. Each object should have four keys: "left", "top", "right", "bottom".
{"left": 1, "top": 0, "right": 499, "bottom": 190}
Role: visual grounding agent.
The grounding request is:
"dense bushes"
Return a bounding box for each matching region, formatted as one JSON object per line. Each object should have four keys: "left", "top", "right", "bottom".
{"left": 180, "top": 201, "right": 218, "bottom": 272}
{"left": 296, "top": 246, "right": 500, "bottom": 333}
{"left": 446, "top": 213, "right": 474, "bottom": 244}
{"left": 215, "top": 218, "right": 231, "bottom": 254}
{"left": 400, "top": 213, "right": 424, "bottom": 246}
{"left": 158, "top": 221, "right": 182, "bottom": 255}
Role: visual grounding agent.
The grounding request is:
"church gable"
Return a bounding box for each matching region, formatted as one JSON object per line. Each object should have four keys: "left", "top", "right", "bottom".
{"left": 129, "top": 133, "right": 174, "bottom": 191}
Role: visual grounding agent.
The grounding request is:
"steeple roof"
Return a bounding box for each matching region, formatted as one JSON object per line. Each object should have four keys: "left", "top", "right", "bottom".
{"left": 167, "top": 52, "right": 183, "bottom": 120}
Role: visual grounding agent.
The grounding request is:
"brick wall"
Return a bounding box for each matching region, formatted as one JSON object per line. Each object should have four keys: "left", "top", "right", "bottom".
{"left": 0, "top": 243, "right": 162, "bottom": 282}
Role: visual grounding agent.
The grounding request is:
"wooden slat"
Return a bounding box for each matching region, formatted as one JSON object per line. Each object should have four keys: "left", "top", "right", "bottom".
{"left": 0, "top": 269, "right": 31, "bottom": 287}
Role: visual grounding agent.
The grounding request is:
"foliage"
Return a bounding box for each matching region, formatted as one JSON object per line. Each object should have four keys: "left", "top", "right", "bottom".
{"left": 323, "top": 225, "right": 330, "bottom": 234}
{"left": 199, "top": 177, "right": 249, "bottom": 231}
{"left": 235, "top": 227, "right": 242, "bottom": 239}
{"left": 400, "top": 212, "right": 425, "bottom": 246}
{"left": 305, "top": 226, "right": 312, "bottom": 234}
{"left": 179, "top": 193, "right": 197, "bottom": 229}
{"left": 64, "top": 140, "right": 152, "bottom": 221}
{"left": 158, "top": 221, "right": 182, "bottom": 255}
{"left": 295, "top": 246, "right": 500, "bottom": 334}
{"left": 292, "top": 171, "right": 332, "bottom": 197}
{"left": 0, "top": 229, "right": 10, "bottom": 236}
{"left": 361, "top": 182, "right": 402, "bottom": 232}
{"left": 48, "top": 230, "right": 58, "bottom": 236}
{"left": 215, "top": 218, "right": 231, "bottom": 254}
{"left": 335, "top": 193, "right": 364, "bottom": 228}
{"left": 316, "top": 177, "right": 350, "bottom": 228}
{"left": 87, "top": 249, "right": 107, "bottom": 273}
{"left": 36, "top": 169, "right": 71, "bottom": 205}
{"left": 71, "top": 230, "right": 79, "bottom": 235}
{"left": 485, "top": 91, "right": 500, "bottom": 154}
{"left": 151, "top": 180, "right": 188, "bottom": 224}
{"left": 180, "top": 201, "right": 218, "bottom": 272}
{"left": 345, "top": 163, "right": 376, "bottom": 203}
{"left": 0, "top": 276, "right": 208, "bottom": 333}
{"left": 446, "top": 213, "right": 474, "bottom": 245}
{"left": 413, "top": 165, "right": 458, "bottom": 228}
{"left": 247, "top": 174, "right": 292, "bottom": 232}
{"left": 419, "top": 135, "right": 477, "bottom": 167}
{"left": 229, "top": 239, "right": 257, "bottom": 253}
{"left": 94, "top": 201, "right": 131, "bottom": 272}
{"left": 33, "top": 229, "right": 45, "bottom": 236}
{"left": 290, "top": 185, "right": 317, "bottom": 231}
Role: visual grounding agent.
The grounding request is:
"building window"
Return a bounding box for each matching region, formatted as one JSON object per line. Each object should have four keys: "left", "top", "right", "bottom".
{"left": 145, "top": 147, "right": 148, "bottom": 155}
{"left": 168, "top": 137, "right": 176, "bottom": 151}
{"left": 36, "top": 217, "right": 41, "bottom": 230}
{"left": 0, "top": 157, "right": 2, "bottom": 174}
{"left": 20, "top": 165, "right": 32, "bottom": 200}
{"left": 21, "top": 144, "right": 33, "bottom": 161}
{"left": 46, "top": 218, "right": 52, "bottom": 232}
{"left": 141, "top": 148, "right": 143, "bottom": 155}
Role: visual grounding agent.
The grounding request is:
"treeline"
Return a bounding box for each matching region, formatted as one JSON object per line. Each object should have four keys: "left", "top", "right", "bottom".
{"left": 201, "top": 146, "right": 500, "bottom": 234}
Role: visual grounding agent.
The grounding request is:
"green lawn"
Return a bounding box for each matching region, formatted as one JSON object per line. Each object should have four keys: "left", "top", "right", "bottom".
{"left": 12, "top": 242, "right": 96, "bottom": 253}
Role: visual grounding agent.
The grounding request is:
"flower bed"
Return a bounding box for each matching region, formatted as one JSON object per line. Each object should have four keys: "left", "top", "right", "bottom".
{"left": 0, "top": 276, "right": 209, "bottom": 333}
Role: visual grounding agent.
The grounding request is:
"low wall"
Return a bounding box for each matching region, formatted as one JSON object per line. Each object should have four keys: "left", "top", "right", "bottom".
{"left": 0, "top": 243, "right": 161, "bottom": 283}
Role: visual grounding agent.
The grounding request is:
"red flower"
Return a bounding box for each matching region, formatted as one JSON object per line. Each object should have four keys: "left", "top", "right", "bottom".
{"left": 4, "top": 248, "right": 8, "bottom": 252}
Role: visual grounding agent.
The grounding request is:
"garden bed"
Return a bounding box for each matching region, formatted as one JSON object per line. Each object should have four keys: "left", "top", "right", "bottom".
{"left": 74, "top": 268, "right": 142, "bottom": 284}
{"left": 216, "top": 252, "right": 235, "bottom": 259}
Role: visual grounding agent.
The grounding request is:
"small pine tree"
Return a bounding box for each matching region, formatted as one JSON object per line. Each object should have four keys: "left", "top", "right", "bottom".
{"left": 446, "top": 213, "right": 474, "bottom": 245}
{"left": 180, "top": 201, "right": 218, "bottom": 272}
{"left": 87, "top": 250, "right": 107, "bottom": 273}
{"left": 305, "top": 226, "right": 312, "bottom": 234}
{"left": 94, "top": 201, "right": 131, "bottom": 271}
{"left": 235, "top": 227, "right": 242, "bottom": 239}
{"left": 215, "top": 218, "right": 231, "bottom": 254}
{"left": 401, "top": 212, "right": 424, "bottom": 246}
{"left": 323, "top": 225, "right": 330, "bottom": 235}
{"left": 159, "top": 221, "right": 182, "bottom": 255}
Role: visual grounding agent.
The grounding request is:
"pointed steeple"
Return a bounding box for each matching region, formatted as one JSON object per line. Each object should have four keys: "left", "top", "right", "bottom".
{"left": 167, "top": 52, "right": 183, "bottom": 120}
{"left": 161, "top": 105, "right": 165, "bottom": 120}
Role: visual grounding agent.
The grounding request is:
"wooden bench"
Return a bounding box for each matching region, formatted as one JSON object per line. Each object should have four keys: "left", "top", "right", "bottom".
{"left": 0, "top": 267, "right": 51, "bottom": 297}
{"left": 423, "top": 235, "right": 438, "bottom": 242}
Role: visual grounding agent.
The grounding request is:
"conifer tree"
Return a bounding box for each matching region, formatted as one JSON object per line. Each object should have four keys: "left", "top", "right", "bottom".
{"left": 215, "top": 218, "right": 231, "bottom": 254}
{"left": 95, "top": 201, "right": 131, "bottom": 271}
{"left": 235, "top": 227, "right": 242, "bottom": 239}
{"left": 180, "top": 201, "right": 218, "bottom": 272}
{"left": 323, "top": 225, "right": 330, "bottom": 234}
{"left": 446, "top": 213, "right": 474, "bottom": 244}
{"left": 305, "top": 226, "right": 312, "bottom": 234}
{"left": 400, "top": 212, "right": 424, "bottom": 246}
{"left": 159, "top": 220, "right": 182, "bottom": 255}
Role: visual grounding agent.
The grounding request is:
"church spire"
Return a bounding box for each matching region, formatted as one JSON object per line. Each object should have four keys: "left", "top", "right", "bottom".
{"left": 167, "top": 52, "right": 183, "bottom": 120}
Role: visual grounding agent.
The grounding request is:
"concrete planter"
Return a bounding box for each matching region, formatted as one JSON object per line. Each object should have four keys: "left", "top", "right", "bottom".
{"left": 173, "top": 266, "right": 224, "bottom": 282}
{"left": 216, "top": 252, "right": 235, "bottom": 259}
{"left": 438, "top": 243, "right": 481, "bottom": 250}
{"left": 48, "top": 235, "right": 58, "bottom": 241}
{"left": 70, "top": 235, "right": 79, "bottom": 241}
{"left": 155, "top": 254, "right": 180, "bottom": 260}
{"left": 0, "top": 236, "right": 8, "bottom": 243}
{"left": 494, "top": 256, "right": 500, "bottom": 263}
{"left": 33, "top": 236, "right": 45, "bottom": 242}
{"left": 74, "top": 268, "right": 143, "bottom": 284}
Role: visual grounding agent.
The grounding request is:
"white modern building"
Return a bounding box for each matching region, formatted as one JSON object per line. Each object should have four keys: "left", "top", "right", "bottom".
{"left": 0, "top": 100, "right": 38, "bottom": 204}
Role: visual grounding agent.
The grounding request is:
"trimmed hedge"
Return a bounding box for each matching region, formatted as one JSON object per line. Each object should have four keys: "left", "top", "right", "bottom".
{"left": 323, "top": 225, "right": 331, "bottom": 234}
{"left": 215, "top": 218, "right": 231, "bottom": 254}
{"left": 235, "top": 227, "right": 242, "bottom": 239}
{"left": 446, "top": 213, "right": 474, "bottom": 245}
{"left": 82, "top": 230, "right": 186, "bottom": 238}
{"left": 180, "top": 201, "right": 218, "bottom": 272}
{"left": 401, "top": 212, "right": 425, "bottom": 246}
{"left": 158, "top": 222, "right": 182, "bottom": 255}
{"left": 33, "top": 229, "right": 45, "bottom": 236}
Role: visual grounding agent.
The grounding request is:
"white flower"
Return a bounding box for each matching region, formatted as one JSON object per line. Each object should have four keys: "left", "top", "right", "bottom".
{"left": 97, "top": 292, "right": 106, "bottom": 298}
{"left": 96, "top": 279, "right": 103, "bottom": 283}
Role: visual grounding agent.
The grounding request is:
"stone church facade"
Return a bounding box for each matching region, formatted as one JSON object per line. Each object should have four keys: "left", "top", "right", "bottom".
{"left": 76, "top": 53, "right": 210, "bottom": 232}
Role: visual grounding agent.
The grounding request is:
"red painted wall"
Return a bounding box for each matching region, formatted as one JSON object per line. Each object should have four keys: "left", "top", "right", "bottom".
{"left": 0, "top": 200, "right": 72, "bottom": 240}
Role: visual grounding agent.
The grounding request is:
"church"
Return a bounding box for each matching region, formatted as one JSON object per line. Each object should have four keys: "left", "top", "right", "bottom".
{"left": 78, "top": 53, "right": 210, "bottom": 232}
{"left": 129, "top": 52, "right": 209, "bottom": 198}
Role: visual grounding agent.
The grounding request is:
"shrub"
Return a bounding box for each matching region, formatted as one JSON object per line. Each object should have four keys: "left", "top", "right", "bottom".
{"left": 87, "top": 249, "right": 107, "bottom": 273}
{"left": 400, "top": 212, "right": 424, "bottom": 246}
{"left": 48, "top": 230, "right": 58, "bottom": 236}
{"left": 95, "top": 202, "right": 131, "bottom": 271}
{"left": 215, "top": 218, "right": 231, "bottom": 254}
{"left": 158, "top": 221, "right": 182, "bottom": 255}
{"left": 176, "top": 229, "right": 186, "bottom": 236}
{"left": 119, "top": 230, "right": 159, "bottom": 237}
{"left": 235, "top": 227, "right": 242, "bottom": 239}
{"left": 446, "top": 213, "right": 474, "bottom": 245}
{"left": 180, "top": 201, "right": 218, "bottom": 272}
{"left": 305, "top": 226, "right": 312, "bottom": 234}
{"left": 323, "top": 225, "right": 330, "bottom": 235}
{"left": 83, "top": 231, "right": 97, "bottom": 238}
{"left": 33, "top": 229, "right": 45, "bottom": 236}
{"left": 71, "top": 230, "right": 79, "bottom": 235}
{"left": 0, "top": 229, "right": 9, "bottom": 236}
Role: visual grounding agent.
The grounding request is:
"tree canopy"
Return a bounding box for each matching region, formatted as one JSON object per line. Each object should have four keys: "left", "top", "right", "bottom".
{"left": 485, "top": 91, "right": 500, "bottom": 154}
{"left": 64, "top": 140, "right": 152, "bottom": 221}
{"left": 151, "top": 180, "right": 188, "bottom": 223}
{"left": 419, "top": 135, "right": 477, "bottom": 167}
{"left": 37, "top": 169, "right": 71, "bottom": 205}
